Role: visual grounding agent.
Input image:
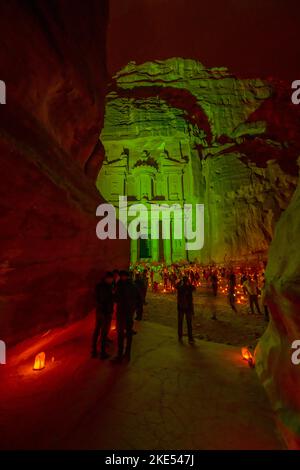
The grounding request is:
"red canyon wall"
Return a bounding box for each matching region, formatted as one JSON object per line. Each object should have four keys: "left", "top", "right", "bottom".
{"left": 256, "top": 172, "right": 300, "bottom": 449}
{"left": 0, "top": 1, "right": 129, "bottom": 344}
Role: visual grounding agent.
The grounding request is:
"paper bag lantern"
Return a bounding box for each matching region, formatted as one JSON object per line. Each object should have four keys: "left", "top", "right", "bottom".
{"left": 33, "top": 352, "right": 46, "bottom": 370}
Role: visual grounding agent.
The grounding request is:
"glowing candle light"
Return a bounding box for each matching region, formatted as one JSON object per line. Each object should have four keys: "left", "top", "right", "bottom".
{"left": 33, "top": 352, "right": 46, "bottom": 371}
{"left": 241, "top": 347, "right": 255, "bottom": 367}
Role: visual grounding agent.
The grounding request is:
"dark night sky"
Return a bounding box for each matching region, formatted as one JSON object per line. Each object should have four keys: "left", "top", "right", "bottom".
{"left": 107, "top": 0, "right": 300, "bottom": 79}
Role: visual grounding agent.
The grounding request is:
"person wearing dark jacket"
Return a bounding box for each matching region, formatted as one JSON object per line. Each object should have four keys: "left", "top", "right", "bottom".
{"left": 113, "top": 270, "right": 139, "bottom": 362}
{"left": 91, "top": 272, "right": 114, "bottom": 359}
{"left": 142, "top": 269, "right": 149, "bottom": 304}
{"left": 134, "top": 273, "right": 145, "bottom": 320}
{"left": 176, "top": 276, "right": 195, "bottom": 344}
{"left": 211, "top": 271, "right": 218, "bottom": 296}
{"left": 228, "top": 272, "right": 237, "bottom": 312}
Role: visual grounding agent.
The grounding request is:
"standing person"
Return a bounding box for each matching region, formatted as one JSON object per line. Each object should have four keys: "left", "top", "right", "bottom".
{"left": 134, "top": 272, "right": 145, "bottom": 321}
{"left": 150, "top": 268, "right": 154, "bottom": 288}
{"left": 176, "top": 276, "right": 195, "bottom": 344}
{"left": 162, "top": 268, "right": 168, "bottom": 291}
{"left": 142, "top": 269, "right": 149, "bottom": 304}
{"left": 261, "top": 276, "right": 269, "bottom": 322}
{"left": 228, "top": 272, "right": 237, "bottom": 313}
{"left": 241, "top": 272, "right": 248, "bottom": 295}
{"left": 112, "top": 269, "right": 120, "bottom": 290}
{"left": 109, "top": 269, "right": 121, "bottom": 341}
{"left": 91, "top": 272, "right": 115, "bottom": 359}
{"left": 153, "top": 268, "right": 161, "bottom": 292}
{"left": 243, "top": 276, "right": 262, "bottom": 315}
{"left": 114, "top": 270, "right": 138, "bottom": 362}
{"left": 170, "top": 270, "right": 177, "bottom": 291}
{"left": 191, "top": 269, "right": 196, "bottom": 286}
{"left": 211, "top": 271, "right": 218, "bottom": 296}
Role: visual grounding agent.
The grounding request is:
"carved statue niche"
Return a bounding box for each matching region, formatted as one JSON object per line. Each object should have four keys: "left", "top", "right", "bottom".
{"left": 134, "top": 150, "right": 159, "bottom": 171}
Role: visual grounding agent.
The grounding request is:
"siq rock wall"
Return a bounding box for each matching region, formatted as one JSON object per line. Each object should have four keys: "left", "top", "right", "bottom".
{"left": 0, "top": 1, "right": 128, "bottom": 344}
{"left": 98, "top": 58, "right": 299, "bottom": 264}
{"left": 256, "top": 169, "right": 300, "bottom": 449}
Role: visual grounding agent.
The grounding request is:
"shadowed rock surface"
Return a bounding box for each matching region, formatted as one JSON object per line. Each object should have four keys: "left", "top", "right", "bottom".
{"left": 256, "top": 171, "right": 300, "bottom": 449}
{"left": 0, "top": 1, "right": 128, "bottom": 344}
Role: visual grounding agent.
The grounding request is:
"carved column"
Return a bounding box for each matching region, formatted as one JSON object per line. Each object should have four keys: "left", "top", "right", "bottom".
{"left": 163, "top": 234, "right": 172, "bottom": 265}
{"left": 130, "top": 238, "right": 138, "bottom": 264}
{"left": 151, "top": 238, "right": 159, "bottom": 262}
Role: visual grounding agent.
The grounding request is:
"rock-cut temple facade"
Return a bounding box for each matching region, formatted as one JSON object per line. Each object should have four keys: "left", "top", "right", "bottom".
{"left": 97, "top": 58, "right": 297, "bottom": 265}
{"left": 98, "top": 142, "right": 198, "bottom": 264}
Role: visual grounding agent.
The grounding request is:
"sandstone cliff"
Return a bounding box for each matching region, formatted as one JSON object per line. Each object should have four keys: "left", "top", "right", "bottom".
{"left": 256, "top": 170, "right": 300, "bottom": 448}
{"left": 0, "top": 1, "right": 128, "bottom": 344}
{"left": 98, "top": 58, "right": 299, "bottom": 264}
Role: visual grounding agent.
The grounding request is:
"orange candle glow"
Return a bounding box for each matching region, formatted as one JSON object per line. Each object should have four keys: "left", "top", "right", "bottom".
{"left": 241, "top": 347, "right": 255, "bottom": 367}
{"left": 33, "top": 352, "right": 46, "bottom": 371}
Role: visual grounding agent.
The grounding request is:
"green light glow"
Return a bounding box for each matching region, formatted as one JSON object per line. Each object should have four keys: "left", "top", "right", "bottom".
{"left": 96, "top": 58, "right": 277, "bottom": 265}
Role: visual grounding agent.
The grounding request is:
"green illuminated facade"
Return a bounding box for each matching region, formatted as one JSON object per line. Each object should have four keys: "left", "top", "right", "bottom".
{"left": 96, "top": 58, "right": 295, "bottom": 265}
{"left": 98, "top": 133, "right": 200, "bottom": 264}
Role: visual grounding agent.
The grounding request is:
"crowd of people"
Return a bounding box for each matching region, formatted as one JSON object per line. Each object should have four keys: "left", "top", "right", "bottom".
{"left": 130, "top": 262, "right": 269, "bottom": 321}
{"left": 92, "top": 263, "right": 269, "bottom": 362}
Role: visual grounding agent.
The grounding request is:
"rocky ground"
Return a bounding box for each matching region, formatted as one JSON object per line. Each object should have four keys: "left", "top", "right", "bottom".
{"left": 143, "top": 287, "right": 267, "bottom": 350}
